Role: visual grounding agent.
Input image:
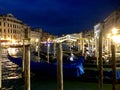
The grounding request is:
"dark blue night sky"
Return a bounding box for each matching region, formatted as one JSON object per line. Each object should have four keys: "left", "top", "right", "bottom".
{"left": 0, "top": 0, "right": 120, "bottom": 35}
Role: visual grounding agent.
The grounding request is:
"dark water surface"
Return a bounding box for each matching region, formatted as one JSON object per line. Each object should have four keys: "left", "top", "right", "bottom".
{"left": 3, "top": 75, "right": 120, "bottom": 90}
{"left": 2, "top": 50, "right": 120, "bottom": 90}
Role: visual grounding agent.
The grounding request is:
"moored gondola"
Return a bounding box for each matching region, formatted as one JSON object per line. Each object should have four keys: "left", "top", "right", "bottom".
{"left": 8, "top": 54, "right": 85, "bottom": 78}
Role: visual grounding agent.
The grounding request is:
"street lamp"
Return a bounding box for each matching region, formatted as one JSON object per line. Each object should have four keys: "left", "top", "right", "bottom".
{"left": 112, "top": 28, "right": 118, "bottom": 35}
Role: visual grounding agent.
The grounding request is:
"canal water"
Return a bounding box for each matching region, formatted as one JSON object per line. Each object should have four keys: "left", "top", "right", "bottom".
{"left": 1, "top": 49, "right": 120, "bottom": 90}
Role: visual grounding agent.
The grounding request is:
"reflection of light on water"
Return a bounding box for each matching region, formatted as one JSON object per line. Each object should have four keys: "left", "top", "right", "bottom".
{"left": 8, "top": 48, "right": 19, "bottom": 55}
{"left": 6, "top": 75, "right": 21, "bottom": 80}
{"left": 2, "top": 56, "right": 22, "bottom": 81}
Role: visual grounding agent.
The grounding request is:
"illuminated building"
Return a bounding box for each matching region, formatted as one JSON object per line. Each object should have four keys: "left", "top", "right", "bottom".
{"left": 104, "top": 8, "right": 120, "bottom": 36}
{"left": 0, "top": 13, "right": 29, "bottom": 44}
{"left": 30, "top": 28, "right": 42, "bottom": 46}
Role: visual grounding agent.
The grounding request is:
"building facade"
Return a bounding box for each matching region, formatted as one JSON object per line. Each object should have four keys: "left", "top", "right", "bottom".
{"left": 30, "top": 28, "right": 42, "bottom": 46}
{"left": 93, "top": 8, "right": 120, "bottom": 63}
{"left": 104, "top": 8, "right": 120, "bottom": 37}
{"left": 0, "top": 13, "right": 55, "bottom": 46}
{"left": 0, "top": 13, "right": 29, "bottom": 44}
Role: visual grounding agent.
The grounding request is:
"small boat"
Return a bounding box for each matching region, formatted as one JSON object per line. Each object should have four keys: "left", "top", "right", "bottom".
{"left": 8, "top": 54, "right": 85, "bottom": 78}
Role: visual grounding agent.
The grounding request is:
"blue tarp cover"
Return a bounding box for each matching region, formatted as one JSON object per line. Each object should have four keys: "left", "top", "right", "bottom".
{"left": 8, "top": 55, "right": 85, "bottom": 78}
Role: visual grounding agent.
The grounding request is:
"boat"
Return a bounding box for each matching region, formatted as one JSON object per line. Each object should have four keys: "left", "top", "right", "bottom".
{"left": 32, "top": 51, "right": 75, "bottom": 63}
{"left": 8, "top": 54, "right": 85, "bottom": 78}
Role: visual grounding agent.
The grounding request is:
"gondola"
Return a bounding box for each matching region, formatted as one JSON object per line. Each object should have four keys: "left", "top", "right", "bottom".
{"left": 8, "top": 54, "right": 85, "bottom": 78}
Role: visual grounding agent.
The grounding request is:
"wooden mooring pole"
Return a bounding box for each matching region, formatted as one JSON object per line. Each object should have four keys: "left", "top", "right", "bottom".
{"left": 24, "top": 28, "right": 31, "bottom": 90}
{"left": 24, "top": 44, "right": 31, "bottom": 90}
{"left": 98, "top": 23, "right": 103, "bottom": 90}
{"left": 0, "top": 37, "right": 2, "bottom": 90}
{"left": 22, "top": 39, "right": 25, "bottom": 77}
{"left": 57, "top": 43, "right": 63, "bottom": 90}
{"left": 47, "top": 44, "right": 50, "bottom": 63}
{"left": 37, "top": 32, "right": 41, "bottom": 62}
{"left": 53, "top": 42, "right": 56, "bottom": 57}
{"left": 111, "top": 41, "right": 117, "bottom": 90}
{"left": 36, "top": 32, "right": 41, "bottom": 62}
